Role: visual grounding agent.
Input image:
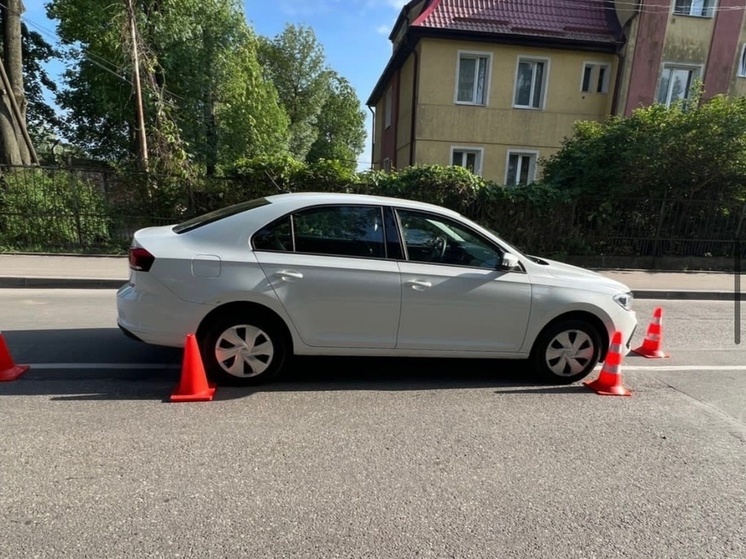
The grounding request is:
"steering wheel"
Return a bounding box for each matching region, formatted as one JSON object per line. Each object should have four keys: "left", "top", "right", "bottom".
{"left": 432, "top": 235, "right": 448, "bottom": 261}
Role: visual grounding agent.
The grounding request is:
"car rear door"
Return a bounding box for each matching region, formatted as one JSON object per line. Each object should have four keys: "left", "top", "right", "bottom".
{"left": 253, "top": 204, "right": 401, "bottom": 349}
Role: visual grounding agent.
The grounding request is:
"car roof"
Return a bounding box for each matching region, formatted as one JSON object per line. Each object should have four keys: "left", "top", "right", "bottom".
{"left": 264, "top": 192, "right": 462, "bottom": 218}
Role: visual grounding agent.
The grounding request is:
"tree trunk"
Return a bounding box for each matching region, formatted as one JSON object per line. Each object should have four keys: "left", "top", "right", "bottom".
{"left": 2, "top": 0, "right": 30, "bottom": 165}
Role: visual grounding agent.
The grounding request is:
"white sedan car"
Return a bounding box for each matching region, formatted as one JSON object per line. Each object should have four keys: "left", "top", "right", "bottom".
{"left": 117, "top": 192, "right": 637, "bottom": 385}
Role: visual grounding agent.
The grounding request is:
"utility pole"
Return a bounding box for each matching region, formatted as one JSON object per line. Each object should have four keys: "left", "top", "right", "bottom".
{"left": 127, "top": 0, "right": 148, "bottom": 171}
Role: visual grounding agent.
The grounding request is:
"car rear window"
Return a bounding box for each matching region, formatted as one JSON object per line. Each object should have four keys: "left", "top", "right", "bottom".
{"left": 173, "top": 198, "right": 271, "bottom": 234}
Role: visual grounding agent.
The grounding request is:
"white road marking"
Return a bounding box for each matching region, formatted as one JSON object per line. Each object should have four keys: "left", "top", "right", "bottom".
{"left": 22, "top": 363, "right": 746, "bottom": 372}
{"left": 27, "top": 363, "right": 180, "bottom": 370}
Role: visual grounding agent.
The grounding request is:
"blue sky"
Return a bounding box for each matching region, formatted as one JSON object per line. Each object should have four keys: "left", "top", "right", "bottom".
{"left": 23, "top": 0, "right": 407, "bottom": 170}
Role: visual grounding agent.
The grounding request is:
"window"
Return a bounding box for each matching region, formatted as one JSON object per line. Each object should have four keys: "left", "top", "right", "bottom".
{"left": 384, "top": 87, "right": 393, "bottom": 129}
{"left": 451, "top": 147, "right": 483, "bottom": 176}
{"left": 581, "top": 62, "right": 611, "bottom": 93}
{"left": 657, "top": 65, "right": 699, "bottom": 107}
{"left": 456, "top": 52, "right": 490, "bottom": 105}
{"left": 253, "top": 206, "right": 386, "bottom": 258}
{"left": 674, "top": 0, "right": 715, "bottom": 17}
{"left": 174, "top": 198, "right": 270, "bottom": 234}
{"left": 506, "top": 151, "right": 538, "bottom": 186}
{"left": 397, "top": 209, "right": 502, "bottom": 268}
{"left": 739, "top": 44, "right": 746, "bottom": 78}
{"left": 514, "top": 58, "right": 548, "bottom": 109}
{"left": 383, "top": 157, "right": 392, "bottom": 172}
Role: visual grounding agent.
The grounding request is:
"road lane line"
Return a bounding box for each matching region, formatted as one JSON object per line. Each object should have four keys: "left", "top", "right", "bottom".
{"left": 27, "top": 363, "right": 180, "bottom": 370}
{"left": 24, "top": 363, "right": 746, "bottom": 372}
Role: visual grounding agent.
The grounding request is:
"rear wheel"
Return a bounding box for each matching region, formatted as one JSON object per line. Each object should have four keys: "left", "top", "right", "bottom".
{"left": 530, "top": 319, "right": 603, "bottom": 384}
{"left": 199, "top": 313, "right": 288, "bottom": 385}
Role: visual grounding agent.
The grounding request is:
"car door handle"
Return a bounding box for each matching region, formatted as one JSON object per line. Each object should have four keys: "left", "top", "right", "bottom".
{"left": 406, "top": 279, "right": 432, "bottom": 291}
{"left": 276, "top": 270, "right": 304, "bottom": 281}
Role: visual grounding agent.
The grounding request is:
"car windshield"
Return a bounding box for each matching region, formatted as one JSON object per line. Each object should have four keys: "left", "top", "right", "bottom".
{"left": 173, "top": 198, "right": 271, "bottom": 234}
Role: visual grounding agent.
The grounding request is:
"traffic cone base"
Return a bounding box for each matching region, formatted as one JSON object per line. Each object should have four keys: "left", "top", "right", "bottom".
{"left": 584, "top": 331, "right": 632, "bottom": 397}
{"left": 0, "top": 333, "right": 30, "bottom": 382}
{"left": 633, "top": 347, "right": 669, "bottom": 359}
{"left": 170, "top": 334, "right": 216, "bottom": 402}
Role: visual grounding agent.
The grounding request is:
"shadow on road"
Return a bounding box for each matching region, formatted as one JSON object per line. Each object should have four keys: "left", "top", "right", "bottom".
{"left": 0, "top": 328, "right": 591, "bottom": 401}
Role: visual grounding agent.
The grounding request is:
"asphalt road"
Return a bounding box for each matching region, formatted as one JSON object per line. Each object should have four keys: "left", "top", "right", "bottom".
{"left": 1, "top": 290, "right": 745, "bottom": 558}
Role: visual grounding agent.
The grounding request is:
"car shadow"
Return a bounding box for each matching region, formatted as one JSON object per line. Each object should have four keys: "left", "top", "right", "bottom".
{"left": 0, "top": 328, "right": 593, "bottom": 401}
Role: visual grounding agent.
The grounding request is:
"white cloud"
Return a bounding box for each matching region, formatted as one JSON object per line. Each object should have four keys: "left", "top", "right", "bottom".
{"left": 376, "top": 24, "right": 390, "bottom": 35}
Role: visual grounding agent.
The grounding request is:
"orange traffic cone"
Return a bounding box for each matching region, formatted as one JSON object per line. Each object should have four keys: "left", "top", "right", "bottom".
{"left": 170, "top": 334, "right": 216, "bottom": 402}
{"left": 633, "top": 307, "right": 669, "bottom": 358}
{"left": 584, "top": 331, "right": 631, "bottom": 396}
{"left": 0, "top": 332, "right": 29, "bottom": 382}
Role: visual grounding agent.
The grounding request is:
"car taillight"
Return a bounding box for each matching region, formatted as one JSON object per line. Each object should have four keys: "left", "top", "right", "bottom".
{"left": 129, "top": 247, "right": 155, "bottom": 272}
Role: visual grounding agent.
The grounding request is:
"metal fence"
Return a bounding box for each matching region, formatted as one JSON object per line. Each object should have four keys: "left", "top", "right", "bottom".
{"left": 0, "top": 165, "right": 743, "bottom": 260}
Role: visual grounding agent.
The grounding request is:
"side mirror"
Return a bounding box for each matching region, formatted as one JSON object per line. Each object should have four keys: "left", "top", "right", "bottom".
{"left": 499, "top": 253, "right": 520, "bottom": 271}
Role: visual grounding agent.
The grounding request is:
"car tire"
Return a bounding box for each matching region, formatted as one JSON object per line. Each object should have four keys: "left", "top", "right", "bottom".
{"left": 199, "top": 312, "right": 288, "bottom": 386}
{"left": 530, "top": 319, "right": 603, "bottom": 384}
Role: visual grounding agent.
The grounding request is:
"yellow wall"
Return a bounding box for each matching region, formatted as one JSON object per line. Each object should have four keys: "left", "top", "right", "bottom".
{"left": 409, "top": 38, "right": 616, "bottom": 183}
{"left": 396, "top": 52, "right": 416, "bottom": 167}
{"left": 662, "top": 15, "right": 715, "bottom": 65}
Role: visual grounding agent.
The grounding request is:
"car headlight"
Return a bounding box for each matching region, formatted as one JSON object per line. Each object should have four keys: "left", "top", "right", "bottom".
{"left": 613, "top": 292, "right": 634, "bottom": 311}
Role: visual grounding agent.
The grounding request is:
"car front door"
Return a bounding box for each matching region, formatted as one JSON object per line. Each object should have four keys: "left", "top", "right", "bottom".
{"left": 395, "top": 209, "right": 531, "bottom": 352}
{"left": 253, "top": 204, "right": 401, "bottom": 349}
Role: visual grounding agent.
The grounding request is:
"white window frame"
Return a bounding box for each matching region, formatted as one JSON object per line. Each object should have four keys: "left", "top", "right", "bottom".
{"left": 450, "top": 146, "right": 484, "bottom": 176}
{"left": 513, "top": 57, "right": 550, "bottom": 110}
{"left": 384, "top": 87, "right": 393, "bottom": 129}
{"left": 505, "top": 150, "right": 539, "bottom": 186}
{"left": 581, "top": 61, "right": 611, "bottom": 94}
{"left": 454, "top": 51, "right": 492, "bottom": 106}
{"left": 673, "top": 0, "right": 716, "bottom": 18}
{"left": 657, "top": 63, "right": 702, "bottom": 107}
{"left": 739, "top": 44, "right": 746, "bottom": 78}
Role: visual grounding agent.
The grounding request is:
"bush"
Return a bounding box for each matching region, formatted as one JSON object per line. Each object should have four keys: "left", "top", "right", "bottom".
{"left": 0, "top": 169, "right": 111, "bottom": 251}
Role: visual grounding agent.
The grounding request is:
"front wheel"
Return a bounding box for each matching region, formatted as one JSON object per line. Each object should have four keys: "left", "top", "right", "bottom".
{"left": 199, "top": 313, "right": 288, "bottom": 385}
{"left": 530, "top": 319, "right": 603, "bottom": 384}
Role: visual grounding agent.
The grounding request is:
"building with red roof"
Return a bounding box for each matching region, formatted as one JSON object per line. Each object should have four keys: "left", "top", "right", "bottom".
{"left": 367, "top": 0, "right": 746, "bottom": 185}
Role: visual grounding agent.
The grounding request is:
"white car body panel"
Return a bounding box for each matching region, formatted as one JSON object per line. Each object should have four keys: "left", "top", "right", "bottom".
{"left": 397, "top": 262, "right": 532, "bottom": 352}
{"left": 256, "top": 252, "right": 401, "bottom": 348}
{"left": 116, "top": 192, "right": 637, "bottom": 361}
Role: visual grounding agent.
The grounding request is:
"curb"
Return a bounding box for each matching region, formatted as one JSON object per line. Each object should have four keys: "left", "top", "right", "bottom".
{"left": 0, "top": 277, "right": 737, "bottom": 300}
{"left": 0, "top": 277, "right": 126, "bottom": 289}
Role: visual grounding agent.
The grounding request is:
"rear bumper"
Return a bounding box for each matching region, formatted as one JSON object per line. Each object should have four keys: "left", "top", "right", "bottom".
{"left": 116, "top": 283, "right": 209, "bottom": 348}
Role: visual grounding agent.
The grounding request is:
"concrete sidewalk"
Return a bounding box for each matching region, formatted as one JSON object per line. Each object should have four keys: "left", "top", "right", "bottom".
{"left": 0, "top": 253, "right": 739, "bottom": 299}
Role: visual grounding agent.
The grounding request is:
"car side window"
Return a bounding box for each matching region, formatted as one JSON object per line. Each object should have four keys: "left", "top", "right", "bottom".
{"left": 396, "top": 209, "right": 501, "bottom": 268}
{"left": 292, "top": 205, "right": 385, "bottom": 258}
{"left": 253, "top": 216, "right": 293, "bottom": 252}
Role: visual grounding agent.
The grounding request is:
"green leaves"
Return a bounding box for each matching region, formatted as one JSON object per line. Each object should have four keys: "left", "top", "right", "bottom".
{"left": 541, "top": 95, "right": 746, "bottom": 201}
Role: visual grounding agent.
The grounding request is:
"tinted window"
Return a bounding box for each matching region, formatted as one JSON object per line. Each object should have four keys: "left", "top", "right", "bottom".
{"left": 293, "top": 206, "right": 385, "bottom": 258}
{"left": 173, "top": 198, "right": 270, "bottom": 234}
{"left": 253, "top": 216, "right": 292, "bottom": 252}
{"left": 397, "top": 209, "right": 501, "bottom": 268}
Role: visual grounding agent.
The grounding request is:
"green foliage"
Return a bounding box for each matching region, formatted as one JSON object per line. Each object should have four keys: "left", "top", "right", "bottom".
{"left": 0, "top": 169, "right": 111, "bottom": 250}
{"left": 374, "top": 165, "right": 486, "bottom": 214}
{"left": 47, "top": 0, "right": 289, "bottom": 173}
{"left": 306, "top": 74, "right": 367, "bottom": 171}
{"left": 541, "top": 94, "right": 746, "bottom": 200}
{"left": 258, "top": 24, "right": 331, "bottom": 159}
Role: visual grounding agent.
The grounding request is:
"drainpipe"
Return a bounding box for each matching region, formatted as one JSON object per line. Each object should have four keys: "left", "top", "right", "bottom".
{"left": 409, "top": 44, "right": 420, "bottom": 166}
{"left": 368, "top": 105, "right": 376, "bottom": 170}
{"left": 611, "top": 0, "right": 642, "bottom": 116}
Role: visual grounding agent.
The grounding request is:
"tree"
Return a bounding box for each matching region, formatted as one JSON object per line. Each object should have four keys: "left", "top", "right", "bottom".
{"left": 541, "top": 92, "right": 746, "bottom": 201}
{"left": 0, "top": 0, "right": 34, "bottom": 165}
{"left": 258, "top": 24, "right": 331, "bottom": 159}
{"left": 306, "top": 74, "right": 366, "bottom": 171}
{"left": 47, "top": 0, "right": 289, "bottom": 173}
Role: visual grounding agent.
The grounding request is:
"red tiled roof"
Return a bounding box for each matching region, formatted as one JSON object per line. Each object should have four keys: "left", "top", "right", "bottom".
{"left": 413, "top": 0, "right": 619, "bottom": 43}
